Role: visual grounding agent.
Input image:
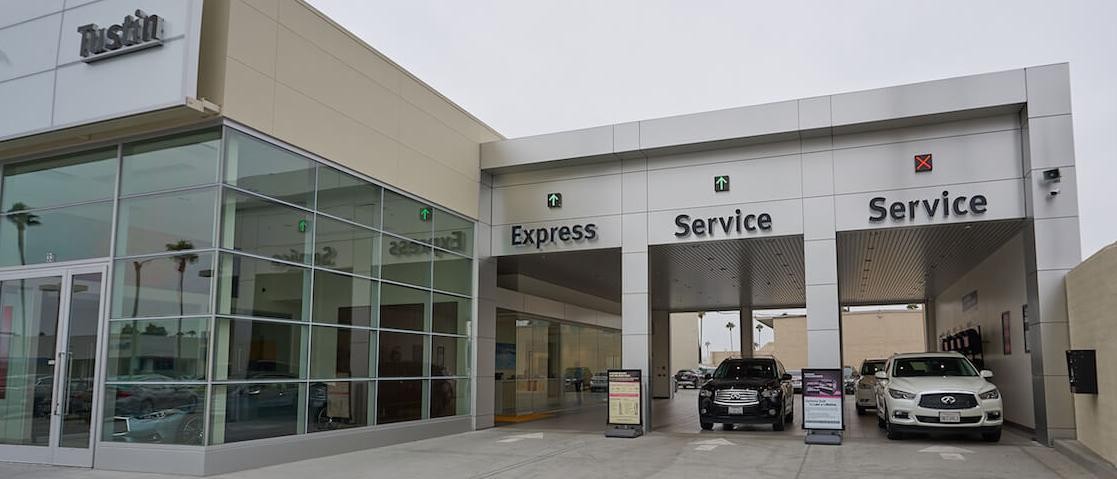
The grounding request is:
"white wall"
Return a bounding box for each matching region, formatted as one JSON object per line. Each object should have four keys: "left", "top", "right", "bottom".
{"left": 934, "top": 232, "right": 1034, "bottom": 428}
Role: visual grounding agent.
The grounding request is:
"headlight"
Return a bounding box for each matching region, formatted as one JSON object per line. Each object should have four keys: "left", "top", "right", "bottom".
{"left": 887, "top": 388, "right": 916, "bottom": 400}
{"left": 761, "top": 388, "right": 780, "bottom": 399}
{"left": 699, "top": 389, "right": 712, "bottom": 398}
{"left": 979, "top": 389, "right": 1000, "bottom": 400}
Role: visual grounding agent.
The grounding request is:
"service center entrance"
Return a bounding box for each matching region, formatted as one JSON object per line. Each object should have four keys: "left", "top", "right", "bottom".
{"left": 0, "top": 265, "right": 106, "bottom": 467}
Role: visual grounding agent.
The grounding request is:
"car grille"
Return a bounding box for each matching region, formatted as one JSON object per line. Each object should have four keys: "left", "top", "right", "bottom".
{"left": 919, "top": 393, "right": 978, "bottom": 410}
{"left": 713, "top": 388, "right": 759, "bottom": 406}
{"left": 916, "top": 415, "right": 982, "bottom": 424}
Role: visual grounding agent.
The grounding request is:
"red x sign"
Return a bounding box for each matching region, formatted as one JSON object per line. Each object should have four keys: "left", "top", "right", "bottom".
{"left": 914, "top": 154, "right": 933, "bottom": 172}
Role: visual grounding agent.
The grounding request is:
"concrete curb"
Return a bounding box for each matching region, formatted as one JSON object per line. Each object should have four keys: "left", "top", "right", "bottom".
{"left": 1054, "top": 439, "right": 1117, "bottom": 479}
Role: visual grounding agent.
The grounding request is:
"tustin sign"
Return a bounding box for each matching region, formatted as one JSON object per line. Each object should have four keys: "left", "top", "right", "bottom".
{"left": 78, "top": 9, "right": 164, "bottom": 63}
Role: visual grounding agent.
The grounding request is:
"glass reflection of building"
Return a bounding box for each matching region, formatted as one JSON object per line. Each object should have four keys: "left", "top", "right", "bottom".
{"left": 0, "top": 127, "right": 473, "bottom": 447}
{"left": 494, "top": 310, "right": 620, "bottom": 418}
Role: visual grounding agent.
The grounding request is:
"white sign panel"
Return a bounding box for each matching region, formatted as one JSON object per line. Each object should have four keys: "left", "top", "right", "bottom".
{"left": 0, "top": 0, "right": 203, "bottom": 142}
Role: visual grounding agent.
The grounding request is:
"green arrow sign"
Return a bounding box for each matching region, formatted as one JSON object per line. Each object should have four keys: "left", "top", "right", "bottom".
{"left": 714, "top": 175, "right": 730, "bottom": 192}
{"left": 419, "top": 207, "right": 432, "bottom": 221}
{"left": 547, "top": 193, "right": 562, "bottom": 208}
{"left": 297, "top": 219, "right": 308, "bottom": 233}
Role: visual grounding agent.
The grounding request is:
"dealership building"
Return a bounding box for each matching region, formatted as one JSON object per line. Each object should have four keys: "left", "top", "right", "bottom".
{"left": 0, "top": 0, "right": 1108, "bottom": 475}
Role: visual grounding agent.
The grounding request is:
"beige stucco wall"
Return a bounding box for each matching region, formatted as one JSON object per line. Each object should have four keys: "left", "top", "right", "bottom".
{"left": 933, "top": 232, "right": 1036, "bottom": 428}
{"left": 1066, "top": 242, "right": 1117, "bottom": 465}
{"left": 840, "top": 310, "right": 926, "bottom": 368}
{"left": 670, "top": 312, "right": 701, "bottom": 373}
{"left": 198, "top": 0, "right": 500, "bottom": 219}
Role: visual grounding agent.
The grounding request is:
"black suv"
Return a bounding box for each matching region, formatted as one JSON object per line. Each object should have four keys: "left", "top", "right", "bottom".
{"left": 698, "top": 357, "right": 794, "bottom": 431}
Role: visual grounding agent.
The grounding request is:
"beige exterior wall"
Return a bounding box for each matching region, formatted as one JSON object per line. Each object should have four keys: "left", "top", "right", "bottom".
{"left": 198, "top": 0, "right": 501, "bottom": 218}
{"left": 840, "top": 310, "right": 926, "bottom": 368}
{"left": 669, "top": 312, "right": 701, "bottom": 373}
{"left": 1066, "top": 242, "right": 1117, "bottom": 466}
{"left": 934, "top": 232, "right": 1036, "bottom": 428}
{"left": 756, "top": 316, "right": 808, "bottom": 370}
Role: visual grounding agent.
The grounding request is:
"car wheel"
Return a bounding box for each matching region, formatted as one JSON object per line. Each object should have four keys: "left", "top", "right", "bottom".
{"left": 722, "top": 423, "right": 734, "bottom": 431}
{"left": 773, "top": 416, "right": 786, "bottom": 431}
{"left": 885, "top": 420, "right": 903, "bottom": 440}
{"left": 877, "top": 412, "right": 887, "bottom": 429}
{"left": 856, "top": 405, "right": 867, "bottom": 415}
{"left": 982, "top": 429, "right": 1002, "bottom": 442}
{"left": 177, "top": 415, "right": 204, "bottom": 445}
{"left": 700, "top": 422, "right": 713, "bottom": 430}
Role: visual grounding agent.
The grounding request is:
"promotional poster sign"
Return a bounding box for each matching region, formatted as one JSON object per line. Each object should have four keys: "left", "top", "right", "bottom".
{"left": 801, "top": 369, "right": 844, "bottom": 431}
{"left": 607, "top": 369, "right": 642, "bottom": 426}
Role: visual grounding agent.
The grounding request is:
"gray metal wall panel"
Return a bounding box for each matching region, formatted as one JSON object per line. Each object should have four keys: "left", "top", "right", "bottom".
{"left": 834, "top": 178, "right": 1025, "bottom": 231}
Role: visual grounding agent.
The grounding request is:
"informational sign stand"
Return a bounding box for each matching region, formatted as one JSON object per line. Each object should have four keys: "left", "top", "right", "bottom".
{"left": 801, "top": 368, "right": 844, "bottom": 445}
{"left": 605, "top": 369, "right": 644, "bottom": 438}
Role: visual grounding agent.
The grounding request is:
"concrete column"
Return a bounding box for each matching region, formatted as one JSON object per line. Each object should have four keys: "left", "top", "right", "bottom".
{"left": 1022, "top": 63, "right": 1080, "bottom": 445}
{"left": 801, "top": 132, "right": 842, "bottom": 368}
{"left": 924, "top": 300, "right": 938, "bottom": 352}
{"left": 620, "top": 157, "right": 652, "bottom": 431}
{"left": 473, "top": 173, "right": 497, "bottom": 430}
{"left": 739, "top": 306, "right": 754, "bottom": 358}
{"left": 651, "top": 310, "right": 672, "bottom": 398}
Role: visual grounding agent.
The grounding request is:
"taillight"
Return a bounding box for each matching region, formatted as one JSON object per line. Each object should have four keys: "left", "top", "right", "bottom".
{"left": 116, "top": 389, "right": 131, "bottom": 398}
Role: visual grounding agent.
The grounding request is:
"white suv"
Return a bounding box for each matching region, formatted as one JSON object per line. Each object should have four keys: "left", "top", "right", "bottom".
{"left": 854, "top": 358, "right": 887, "bottom": 415}
{"left": 874, "top": 352, "right": 1003, "bottom": 442}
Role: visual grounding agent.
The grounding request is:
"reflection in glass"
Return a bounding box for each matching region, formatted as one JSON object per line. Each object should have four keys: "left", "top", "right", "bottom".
{"left": 432, "top": 294, "right": 470, "bottom": 336}
{"left": 223, "top": 130, "right": 316, "bottom": 207}
{"left": 0, "top": 276, "right": 61, "bottom": 446}
{"left": 381, "top": 190, "right": 431, "bottom": 242}
{"left": 433, "top": 255, "right": 471, "bottom": 295}
{"left": 213, "top": 317, "right": 306, "bottom": 381}
{"left": 107, "top": 318, "right": 209, "bottom": 381}
{"left": 0, "top": 201, "right": 113, "bottom": 267}
{"left": 308, "top": 381, "right": 370, "bottom": 433}
{"left": 217, "top": 253, "right": 310, "bottom": 321}
{"left": 312, "top": 270, "right": 376, "bottom": 327}
{"left": 310, "top": 326, "right": 371, "bottom": 379}
{"left": 115, "top": 188, "right": 217, "bottom": 256}
{"left": 1, "top": 148, "right": 116, "bottom": 212}
{"left": 378, "top": 332, "right": 425, "bottom": 378}
{"left": 377, "top": 380, "right": 422, "bottom": 424}
{"left": 381, "top": 238, "right": 431, "bottom": 287}
{"left": 431, "top": 379, "right": 468, "bottom": 418}
{"left": 121, "top": 129, "right": 221, "bottom": 195}
{"left": 102, "top": 384, "right": 205, "bottom": 445}
{"left": 317, "top": 167, "right": 381, "bottom": 228}
{"left": 379, "top": 283, "right": 427, "bottom": 331}
{"left": 220, "top": 189, "right": 313, "bottom": 264}
{"left": 431, "top": 336, "right": 467, "bottom": 377}
{"left": 111, "top": 252, "right": 214, "bottom": 319}
{"left": 211, "top": 383, "right": 305, "bottom": 444}
{"left": 432, "top": 210, "right": 473, "bottom": 257}
{"left": 314, "top": 215, "right": 379, "bottom": 276}
{"left": 60, "top": 273, "right": 103, "bottom": 448}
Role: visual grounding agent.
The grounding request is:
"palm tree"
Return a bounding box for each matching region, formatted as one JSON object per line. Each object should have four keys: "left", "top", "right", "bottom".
{"left": 704, "top": 341, "right": 711, "bottom": 363}
{"left": 726, "top": 321, "right": 736, "bottom": 356}
{"left": 166, "top": 240, "right": 198, "bottom": 362}
{"left": 755, "top": 323, "right": 763, "bottom": 351}
{"left": 5, "top": 203, "right": 40, "bottom": 266}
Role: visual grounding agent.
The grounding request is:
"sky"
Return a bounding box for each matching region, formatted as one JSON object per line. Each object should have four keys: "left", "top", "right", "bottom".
{"left": 309, "top": 0, "right": 1117, "bottom": 259}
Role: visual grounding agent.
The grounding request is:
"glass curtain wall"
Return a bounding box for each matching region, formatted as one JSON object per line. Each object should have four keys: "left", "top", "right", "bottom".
{"left": 493, "top": 310, "right": 619, "bottom": 418}
{"left": 0, "top": 125, "right": 474, "bottom": 448}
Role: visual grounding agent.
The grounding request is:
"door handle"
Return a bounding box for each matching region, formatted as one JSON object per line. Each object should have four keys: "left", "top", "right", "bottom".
{"left": 54, "top": 351, "right": 68, "bottom": 416}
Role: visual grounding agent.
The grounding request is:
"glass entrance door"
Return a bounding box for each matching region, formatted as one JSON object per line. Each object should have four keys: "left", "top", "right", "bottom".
{"left": 0, "top": 266, "right": 106, "bottom": 466}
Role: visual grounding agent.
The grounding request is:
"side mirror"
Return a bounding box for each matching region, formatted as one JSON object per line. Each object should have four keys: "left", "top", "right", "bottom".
{"left": 980, "top": 370, "right": 994, "bottom": 378}
{"left": 704, "top": 373, "right": 712, "bottom": 380}
{"left": 781, "top": 373, "right": 792, "bottom": 381}
{"left": 874, "top": 371, "right": 888, "bottom": 380}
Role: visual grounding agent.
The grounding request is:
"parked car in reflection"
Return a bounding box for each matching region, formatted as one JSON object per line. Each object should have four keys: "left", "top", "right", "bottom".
{"left": 111, "top": 407, "right": 203, "bottom": 445}
{"left": 674, "top": 369, "right": 700, "bottom": 389}
{"left": 111, "top": 375, "right": 201, "bottom": 416}
{"left": 787, "top": 370, "right": 802, "bottom": 393}
{"left": 590, "top": 372, "right": 608, "bottom": 392}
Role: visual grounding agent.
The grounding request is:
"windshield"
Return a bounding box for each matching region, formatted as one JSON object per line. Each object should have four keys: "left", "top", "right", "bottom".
{"left": 713, "top": 360, "right": 777, "bottom": 380}
{"left": 861, "top": 361, "right": 886, "bottom": 375}
{"left": 892, "top": 357, "right": 978, "bottom": 377}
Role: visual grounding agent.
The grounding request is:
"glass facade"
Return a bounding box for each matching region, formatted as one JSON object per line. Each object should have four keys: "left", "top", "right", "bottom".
{"left": 0, "top": 126, "right": 474, "bottom": 449}
{"left": 493, "top": 310, "right": 620, "bottom": 418}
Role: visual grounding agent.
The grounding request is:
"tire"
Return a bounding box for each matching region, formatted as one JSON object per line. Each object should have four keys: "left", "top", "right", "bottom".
{"left": 177, "top": 415, "right": 204, "bottom": 444}
{"left": 722, "top": 423, "right": 734, "bottom": 431}
{"left": 885, "top": 420, "right": 904, "bottom": 440}
{"left": 773, "top": 416, "right": 786, "bottom": 431}
{"left": 982, "top": 429, "right": 1002, "bottom": 442}
{"left": 700, "top": 422, "right": 713, "bottom": 430}
{"left": 856, "top": 405, "right": 867, "bottom": 416}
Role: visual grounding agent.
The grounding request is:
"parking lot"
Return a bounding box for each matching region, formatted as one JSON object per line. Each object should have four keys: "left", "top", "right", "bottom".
{"left": 1, "top": 390, "right": 1096, "bottom": 479}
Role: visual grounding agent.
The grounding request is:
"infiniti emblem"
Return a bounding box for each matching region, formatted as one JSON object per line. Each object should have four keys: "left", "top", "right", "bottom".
{"left": 731, "top": 392, "right": 743, "bottom": 400}
{"left": 941, "top": 395, "right": 957, "bottom": 404}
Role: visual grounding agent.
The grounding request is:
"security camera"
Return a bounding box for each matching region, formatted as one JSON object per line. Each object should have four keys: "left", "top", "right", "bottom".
{"left": 1043, "top": 168, "right": 1062, "bottom": 182}
{"left": 1048, "top": 188, "right": 1060, "bottom": 197}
